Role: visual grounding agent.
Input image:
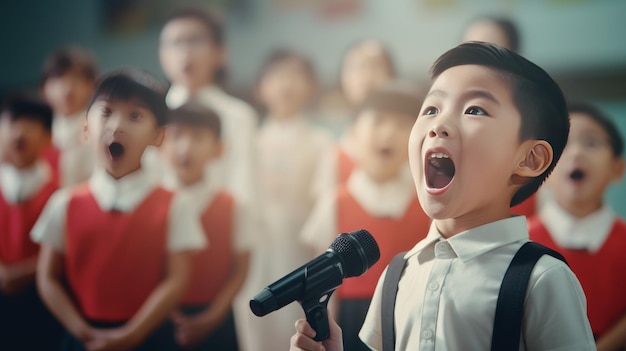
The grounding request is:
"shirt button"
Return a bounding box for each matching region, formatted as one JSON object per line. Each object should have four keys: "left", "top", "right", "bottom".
{"left": 428, "top": 281, "right": 440, "bottom": 291}
{"left": 422, "top": 329, "right": 434, "bottom": 340}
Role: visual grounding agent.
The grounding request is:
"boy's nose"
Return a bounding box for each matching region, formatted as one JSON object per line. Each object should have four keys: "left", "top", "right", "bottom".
{"left": 429, "top": 125, "right": 450, "bottom": 138}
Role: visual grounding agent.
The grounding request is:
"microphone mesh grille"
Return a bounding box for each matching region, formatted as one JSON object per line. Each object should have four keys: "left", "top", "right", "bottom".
{"left": 329, "top": 229, "right": 380, "bottom": 277}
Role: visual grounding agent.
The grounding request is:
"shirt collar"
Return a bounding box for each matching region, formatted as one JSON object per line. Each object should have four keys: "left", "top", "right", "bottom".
{"left": 166, "top": 84, "right": 223, "bottom": 109}
{"left": 0, "top": 160, "right": 51, "bottom": 203}
{"left": 405, "top": 216, "right": 529, "bottom": 262}
{"left": 163, "top": 171, "right": 219, "bottom": 213}
{"left": 88, "top": 167, "right": 159, "bottom": 212}
{"left": 347, "top": 167, "right": 416, "bottom": 219}
{"left": 539, "top": 200, "right": 615, "bottom": 252}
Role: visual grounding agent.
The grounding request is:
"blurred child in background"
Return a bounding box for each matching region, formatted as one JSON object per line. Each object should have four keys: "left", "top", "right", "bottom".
{"left": 239, "top": 49, "right": 334, "bottom": 351}
{"left": 529, "top": 102, "right": 626, "bottom": 351}
{"left": 313, "top": 39, "right": 397, "bottom": 199}
{"left": 301, "top": 83, "right": 430, "bottom": 350}
{"left": 32, "top": 69, "right": 206, "bottom": 351}
{"left": 463, "top": 15, "right": 521, "bottom": 53}
{"left": 159, "top": 8, "right": 260, "bottom": 215}
{"left": 0, "top": 94, "right": 63, "bottom": 350}
{"left": 40, "top": 46, "right": 97, "bottom": 187}
{"left": 161, "top": 103, "right": 251, "bottom": 351}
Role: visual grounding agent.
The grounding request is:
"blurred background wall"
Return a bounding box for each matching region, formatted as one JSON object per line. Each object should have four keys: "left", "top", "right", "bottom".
{"left": 1, "top": 0, "right": 625, "bottom": 214}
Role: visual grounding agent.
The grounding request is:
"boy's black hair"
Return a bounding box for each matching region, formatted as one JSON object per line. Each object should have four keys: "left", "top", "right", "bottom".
{"left": 568, "top": 101, "right": 624, "bottom": 157}
{"left": 431, "top": 42, "right": 569, "bottom": 207}
{"left": 358, "top": 81, "right": 425, "bottom": 118}
{"left": 87, "top": 68, "right": 168, "bottom": 126}
{"left": 169, "top": 102, "right": 222, "bottom": 138}
{"left": 40, "top": 46, "right": 98, "bottom": 86}
{"left": 467, "top": 15, "right": 521, "bottom": 53}
{"left": 256, "top": 48, "right": 317, "bottom": 86}
{"left": 0, "top": 93, "right": 53, "bottom": 132}
{"left": 162, "top": 7, "right": 227, "bottom": 86}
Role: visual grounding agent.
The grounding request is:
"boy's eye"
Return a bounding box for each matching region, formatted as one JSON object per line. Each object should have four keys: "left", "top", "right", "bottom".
{"left": 422, "top": 107, "right": 439, "bottom": 116}
{"left": 100, "top": 107, "right": 112, "bottom": 116}
{"left": 129, "top": 112, "right": 143, "bottom": 121}
{"left": 465, "top": 106, "right": 488, "bottom": 116}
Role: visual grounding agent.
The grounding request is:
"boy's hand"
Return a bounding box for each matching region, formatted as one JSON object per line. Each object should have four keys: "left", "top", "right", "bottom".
{"left": 172, "top": 309, "right": 220, "bottom": 349}
{"left": 290, "top": 317, "right": 343, "bottom": 351}
{"left": 85, "top": 327, "right": 139, "bottom": 351}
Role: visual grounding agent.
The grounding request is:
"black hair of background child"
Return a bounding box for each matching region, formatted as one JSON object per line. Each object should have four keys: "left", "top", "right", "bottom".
{"left": 568, "top": 101, "right": 624, "bottom": 157}
{"left": 40, "top": 46, "right": 98, "bottom": 86}
{"left": 169, "top": 103, "right": 222, "bottom": 139}
{"left": 1, "top": 93, "right": 53, "bottom": 132}
{"left": 87, "top": 68, "right": 169, "bottom": 126}
{"left": 431, "top": 42, "right": 568, "bottom": 207}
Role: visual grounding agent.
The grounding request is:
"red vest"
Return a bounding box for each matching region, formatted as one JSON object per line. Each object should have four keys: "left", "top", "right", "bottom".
{"left": 337, "top": 147, "right": 355, "bottom": 186}
{"left": 0, "top": 179, "right": 57, "bottom": 263}
{"left": 511, "top": 193, "right": 536, "bottom": 218}
{"left": 336, "top": 187, "right": 430, "bottom": 299}
{"left": 182, "top": 192, "right": 235, "bottom": 305}
{"left": 41, "top": 144, "right": 61, "bottom": 187}
{"left": 529, "top": 217, "right": 626, "bottom": 337}
{"left": 65, "top": 185, "right": 173, "bottom": 322}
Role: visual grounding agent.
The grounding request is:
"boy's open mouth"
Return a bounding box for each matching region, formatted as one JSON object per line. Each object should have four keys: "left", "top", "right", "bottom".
{"left": 570, "top": 169, "right": 585, "bottom": 181}
{"left": 378, "top": 147, "right": 394, "bottom": 159}
{"left": 108, "top": 142, "right": 125, "bottom": 160}
{"left": 427, "top": 153, "right": 455, "bottom": 189}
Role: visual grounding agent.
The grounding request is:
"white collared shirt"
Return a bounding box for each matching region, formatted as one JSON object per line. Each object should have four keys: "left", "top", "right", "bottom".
{"left": 258, "top": 115, "right": 334, "bottom": 243}
{"left": 163, "top": 172, "right": 254, "bottom": 253}
{"left": 359, "top": 216, "right": 595, "bottom": 351}
{"left": 52, "top": 113, "right": 94, "bottom": 187}
{"left": 0, "top": 160, "right": 51, "bottom": 204}
{"left": 301, "top": 168, "right": 417, "bottom": 253}
{"left": 31, "top": 167, "right": 206, "bottom": 253}
{"left": 539, "top": 200, "right": 615, "bottom": 252}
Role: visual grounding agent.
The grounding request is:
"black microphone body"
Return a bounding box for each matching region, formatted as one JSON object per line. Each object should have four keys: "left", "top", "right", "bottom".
{"left": 250, "top": 229, "right": 380, "bottom": 340}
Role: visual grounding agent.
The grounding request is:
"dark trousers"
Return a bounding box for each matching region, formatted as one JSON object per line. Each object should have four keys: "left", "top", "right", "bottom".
{"left": 61, "top": 319, "right": 176, "bottom": 351}
{"left": 338, "top": 298, "right": 372, "bottom": 351}
{"left": 177, "top": 305, "right": 239, "bottom": 351}
{"left": 0, "top": 284, "right": 64, "bottom": 351}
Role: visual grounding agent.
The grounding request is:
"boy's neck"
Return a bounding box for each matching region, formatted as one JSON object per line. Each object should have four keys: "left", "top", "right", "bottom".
{"left": 558, "top": 197, "right": 603, "bottom": 219}
{"left": 365, "top": 168, "right": 402, "bottom": 185}
{"left": 179, "top": 173, "right": 205, "bottom": 188}
{"left": 107, "top": 164, "right": 142, "bottom": 180}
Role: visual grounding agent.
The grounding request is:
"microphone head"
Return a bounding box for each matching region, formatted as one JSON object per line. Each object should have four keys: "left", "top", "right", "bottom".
{"left": 329, "top": 229, "right": 380, "bottom": 277}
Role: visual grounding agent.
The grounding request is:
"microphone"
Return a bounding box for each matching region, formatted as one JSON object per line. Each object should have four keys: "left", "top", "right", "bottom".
{"left": 250, "top": 229, "right": 380, "bottom": 340}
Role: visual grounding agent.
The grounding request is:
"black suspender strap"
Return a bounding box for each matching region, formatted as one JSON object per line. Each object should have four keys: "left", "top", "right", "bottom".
{"left": 490, "top": 241, "right": 568, "bottom": 351}
{"left": 381, "top": 252, "right": 408, "bottom": 351}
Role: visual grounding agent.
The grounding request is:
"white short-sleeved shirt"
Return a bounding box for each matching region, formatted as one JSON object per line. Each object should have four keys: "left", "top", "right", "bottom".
{"left": 301, "top": 168, "right": 417, "bottom": 253}
{"left": 163, "top": 172, "right": 254, "bottom": 253}
{"left": 52, "top": 113, "right": 95, "bottom": 187}
{"left": 0, "top": 160, "right": 51, "bottom": 204}
{"left": 31, "top": 167, "right": 206, "bottom": 253}
{"left": 359, "top": 216, "right": 596, "bottom": 351}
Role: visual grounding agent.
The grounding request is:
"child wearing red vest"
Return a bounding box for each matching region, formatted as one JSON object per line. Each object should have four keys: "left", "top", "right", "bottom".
{"left": 160, "top": 103, "right": 252, "bottom": 350}
{"left": 0, "top": 94, "right": 63, "bottom": 349}
{"left": 40, "top": 46, "right": 98, "bottom": 187}
{"left": 301, "top": 83, "right": 430, "bottom": 351}
{"left": 529, "top": 102, "right": 626, "bottom": 350}
{"left": 31, "top": 68, "right": 206, "bottom": 351}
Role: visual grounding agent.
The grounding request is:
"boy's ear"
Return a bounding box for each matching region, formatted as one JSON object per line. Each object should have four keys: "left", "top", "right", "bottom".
{"left": 82, "top": 119, "right": 89, "bottom": 141}
{"left": 611, "top": 157, "right": 625, "bottom": 182}
{"left": 152, "top": 127, "right": 165, "bottom": 147}
{"left": 214, "top": 140, "right": 224, "bottom": 159}
{"left": 514, "top": 140, "right": 553, "bottom": 178}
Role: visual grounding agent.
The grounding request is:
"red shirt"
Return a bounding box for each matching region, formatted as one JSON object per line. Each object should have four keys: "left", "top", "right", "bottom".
{"left": 182, "top": 191, "right": 235, "bottom": 305}
{"left": 65, "top": 185, "right": 173, "bottom": 322}
{"left": 337, "top": 147, "right": 355, "bottom": 186}
{"left": 336, "top": 187, "right": 430, "bottom": 299}
{"left": 529, "top": 216, "right": 626, "bottom": 337}
{"left": 511, "top": 193, "right": 536, "bottom": 218}
{"left": 0, "top": 178, "right": 57, "bottom": 263}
